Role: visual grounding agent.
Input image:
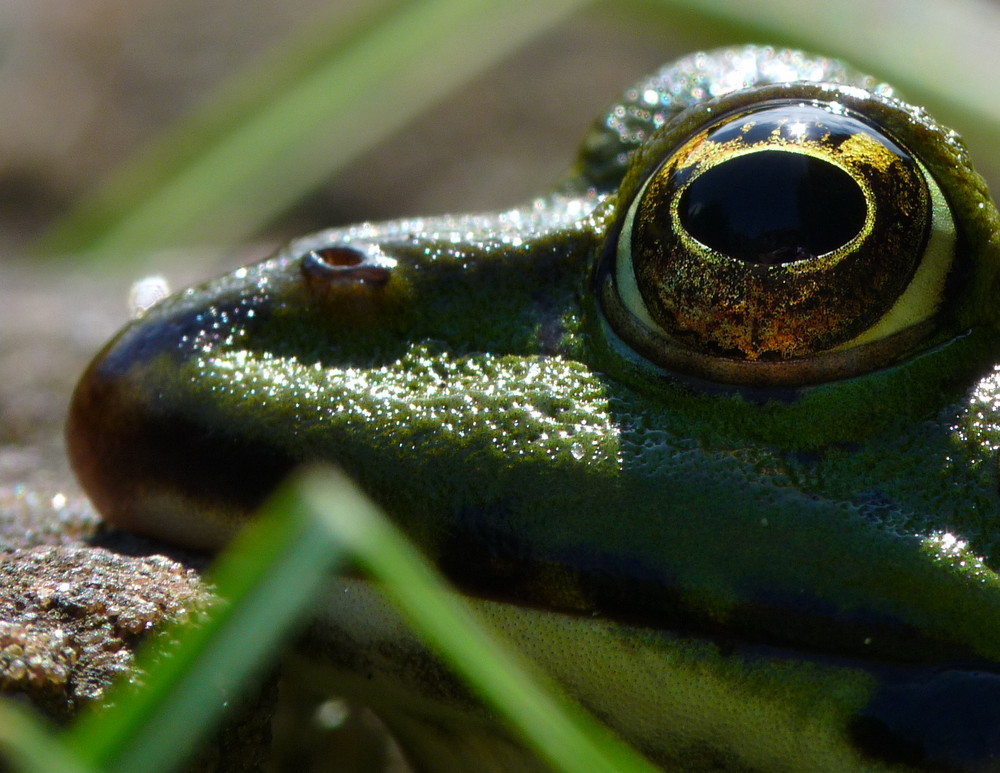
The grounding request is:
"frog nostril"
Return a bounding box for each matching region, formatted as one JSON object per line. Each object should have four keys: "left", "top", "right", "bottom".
{"left": 314, "top": 246, "right": 365, "bottom": 266}
{"left": 300, "top": 245, "right": 393, "bottom": 287}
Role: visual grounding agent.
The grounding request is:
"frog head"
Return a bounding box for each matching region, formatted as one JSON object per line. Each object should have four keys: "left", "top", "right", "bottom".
{"left": 68, "top": 46, "right": 1000, "bottom": 771}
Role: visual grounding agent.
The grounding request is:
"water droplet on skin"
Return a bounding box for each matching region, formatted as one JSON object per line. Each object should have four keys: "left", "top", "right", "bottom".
{"left": 128, "top": 275, "right": 171, "bottom": 318}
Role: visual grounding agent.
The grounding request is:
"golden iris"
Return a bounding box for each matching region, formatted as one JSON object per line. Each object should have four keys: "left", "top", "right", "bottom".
{"left": 605, "top": 100, "right": 956, "bottom": 386}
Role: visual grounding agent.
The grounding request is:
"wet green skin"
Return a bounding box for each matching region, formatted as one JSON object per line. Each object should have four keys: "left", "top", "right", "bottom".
{"left": 69, "top": 47, "right": 1000, "bottom": 771}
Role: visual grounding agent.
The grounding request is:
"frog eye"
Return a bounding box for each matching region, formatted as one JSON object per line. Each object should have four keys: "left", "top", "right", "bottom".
{"left": 601, "top": 100, "right": 957, "bottom": 387}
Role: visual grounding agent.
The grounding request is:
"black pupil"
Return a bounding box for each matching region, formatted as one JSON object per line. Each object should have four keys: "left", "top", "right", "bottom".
{"left": 678, "top": 151, "right": 867, "bottom": 265}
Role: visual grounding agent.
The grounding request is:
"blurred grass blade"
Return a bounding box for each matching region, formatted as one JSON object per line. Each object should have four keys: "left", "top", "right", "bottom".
{"left": 295, "top": 467, "right": 661, "bottom": 773}
{"left": 36, "top": 0, "right": 591, "bottom": 266}
{"left": 0, "top": 701, "right": 92, "bottom": 773}
{"left": 639, "top": 0, "right": 1000, "bottom": 134}
{"left": 62, "top": 477, "right": 353, "bottom": 773}
{"left": 32, "top": 0, "right": 392, "bottom": 260}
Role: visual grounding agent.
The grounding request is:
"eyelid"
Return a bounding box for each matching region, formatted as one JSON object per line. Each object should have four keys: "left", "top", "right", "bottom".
{"left": 615, "top": 172, "right": 662, "bottom": 334}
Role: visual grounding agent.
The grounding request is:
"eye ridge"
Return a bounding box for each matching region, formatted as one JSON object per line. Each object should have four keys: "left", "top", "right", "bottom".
{"left": 622, "top": 101, "right": 934, "bottom": 363}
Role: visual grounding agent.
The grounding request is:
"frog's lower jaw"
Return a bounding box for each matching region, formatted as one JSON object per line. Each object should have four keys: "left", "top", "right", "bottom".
{"left": 293, "top": 578, "right": 1000, "bottom": 773}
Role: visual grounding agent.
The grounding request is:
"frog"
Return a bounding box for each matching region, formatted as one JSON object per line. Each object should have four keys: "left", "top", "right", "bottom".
{"left": 67, "top": 45, "right": 1000, "bottom": 772}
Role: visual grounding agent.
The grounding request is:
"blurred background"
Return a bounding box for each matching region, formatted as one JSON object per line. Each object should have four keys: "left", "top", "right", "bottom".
{"left": 0, "top": 1, "right": 715, "bottom": 257}
{"left": 5, "top": 0, "right": 1000, "bottom": 262}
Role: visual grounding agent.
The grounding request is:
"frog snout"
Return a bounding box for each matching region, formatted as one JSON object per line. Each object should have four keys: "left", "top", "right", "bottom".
{"left": 66, "top": 306, "right": 297, "bottom": 551}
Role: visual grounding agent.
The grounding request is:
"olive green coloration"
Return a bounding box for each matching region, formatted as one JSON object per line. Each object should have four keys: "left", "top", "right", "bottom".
{"left": 69, "top": 46, "right": 1000, "bottom": 771}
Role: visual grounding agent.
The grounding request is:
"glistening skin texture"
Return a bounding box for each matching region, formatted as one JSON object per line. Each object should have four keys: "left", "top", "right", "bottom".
{"left": 69, "top": 46, "right": 1000, "bottom": 771}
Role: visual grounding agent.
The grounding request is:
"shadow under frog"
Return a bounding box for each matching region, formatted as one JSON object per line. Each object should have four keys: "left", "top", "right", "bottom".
{"left": 68, "top": 46, "right": 1000, "bottom": 772}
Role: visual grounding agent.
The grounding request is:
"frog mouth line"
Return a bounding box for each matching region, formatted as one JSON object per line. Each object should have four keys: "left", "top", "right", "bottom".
{"left": 73, "top": 337, "right": 1000, "bottom": 773}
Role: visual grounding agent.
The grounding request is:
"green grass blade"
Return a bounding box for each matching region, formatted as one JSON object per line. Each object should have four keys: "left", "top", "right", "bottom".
{"left": 0, "top": 701, "right": 93, "bottom": 773}
{"left": 295, "top": 468, "right": 662, "bottom": 773}
{"left": 62, "top": 480, "right": 351, "bottom": 773}
{"left": 36, "top": 0, "right": 591, "bottom": 266}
